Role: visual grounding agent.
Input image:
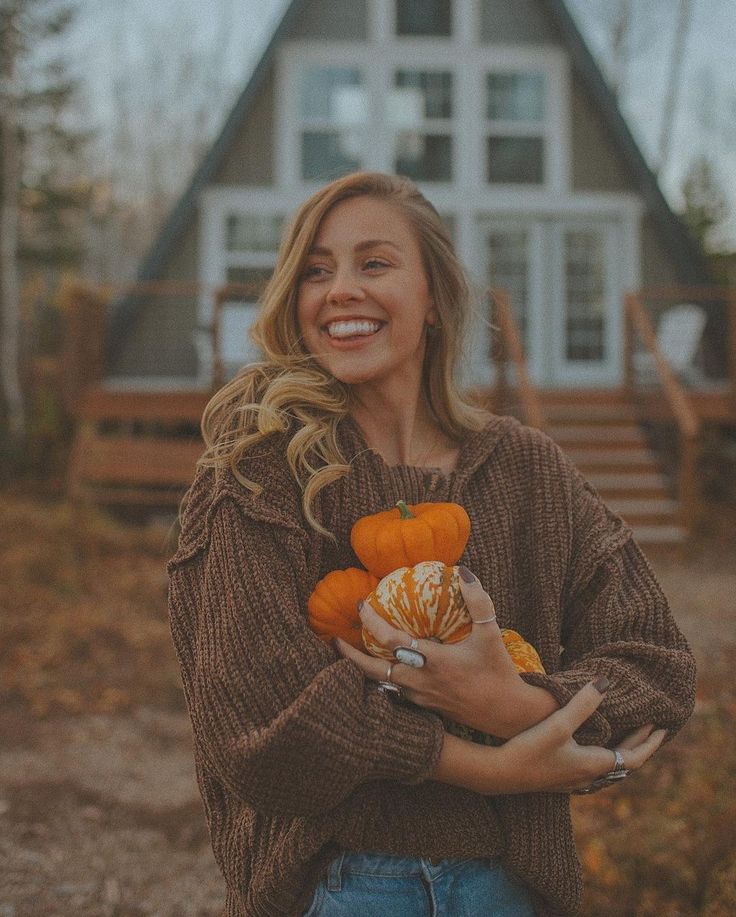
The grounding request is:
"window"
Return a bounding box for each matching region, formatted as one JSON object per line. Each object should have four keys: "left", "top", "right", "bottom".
{"left": 485, "top": 71, "right": 546, "bottom": 185}
{"left": 396, "top": 0, "right": 452, "bottom": 36}
{"left": 487, "top": 230, "right": 530, "bottom": 345}
{"left": 390, "top": 69, "right": 453, "bottom": 182}
{"left": 226, "top": 214, "right": 283, "bottom": 253}
{"left": 299, "top": 66, "right": 367, "bottom": 180}
{"left": 564, "top": 230, "right": 606, "bottom": 361}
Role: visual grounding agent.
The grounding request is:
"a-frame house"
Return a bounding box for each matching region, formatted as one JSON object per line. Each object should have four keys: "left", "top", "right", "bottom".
{"left": 74, "top": 0, "right": 732, "bottom": 544}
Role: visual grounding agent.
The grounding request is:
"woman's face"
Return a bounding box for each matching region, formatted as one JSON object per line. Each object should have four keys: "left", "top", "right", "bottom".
{"left": 296, "top": 196, "right": 436, "bottom": 391}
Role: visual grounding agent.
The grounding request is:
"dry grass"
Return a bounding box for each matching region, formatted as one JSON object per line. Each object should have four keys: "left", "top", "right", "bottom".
{"left": 1, "top": 490, "right": 735, "bottom": 914}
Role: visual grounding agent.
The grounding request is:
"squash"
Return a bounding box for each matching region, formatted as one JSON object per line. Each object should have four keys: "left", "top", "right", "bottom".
{"left": 351, "top": 500, "right": 471, "bottom": 579}
{"left": 307, "top": 567, "right": 380, "bottom": 650}
{"left": 361, "top": 561, "right": 470, "bottom": 657}
{"left": 362, "top": 562, "right": 545, "bottom": 676}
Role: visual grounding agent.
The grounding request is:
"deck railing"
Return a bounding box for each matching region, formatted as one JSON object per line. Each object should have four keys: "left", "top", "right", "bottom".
{"left": 488, "top": 288, "right": 545, "bottom": 429}
{"left": 624, "top": 291, "right": 703, "bottom": 534}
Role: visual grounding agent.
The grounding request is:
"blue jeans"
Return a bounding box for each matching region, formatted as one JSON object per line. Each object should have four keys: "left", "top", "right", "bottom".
{"left": 302, "top": 851, "right": 536, "bottom": 916}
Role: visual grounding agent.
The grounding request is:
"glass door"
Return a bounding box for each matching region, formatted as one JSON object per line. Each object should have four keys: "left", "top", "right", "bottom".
{"left": 549, "top": 220, "right": 622, "bottom": 386}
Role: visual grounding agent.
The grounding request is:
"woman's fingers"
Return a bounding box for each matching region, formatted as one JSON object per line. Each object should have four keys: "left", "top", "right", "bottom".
{"left": 552, "top": 678, "right": 609, "bottom": 736}
{"left": 617, "top": 728, "right": 667, "bottom": 771}
{"left": 334, "top": 637, "right": 414, "bottom": 688}
{"left": 616, "top": 723, "right": 656, "bottom": 750}
{"left": 456, "top": 567, "right": 499, "bottom": 627}
{"left": 357, "top": 601, "right": 431, "bottom": 655}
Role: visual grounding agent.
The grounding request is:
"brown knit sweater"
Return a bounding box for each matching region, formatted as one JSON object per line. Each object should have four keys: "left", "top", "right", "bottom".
{"left": 167, "top": 413, "right": 696, "bottom": 917}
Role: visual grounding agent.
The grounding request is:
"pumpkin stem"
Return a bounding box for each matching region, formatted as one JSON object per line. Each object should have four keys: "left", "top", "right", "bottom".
{"left": 396, "top": 500, "right": 415, "bottom": 520}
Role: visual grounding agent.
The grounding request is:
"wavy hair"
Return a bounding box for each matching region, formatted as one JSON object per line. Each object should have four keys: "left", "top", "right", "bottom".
{"left": 194, "top": 172, "right": 490, "bottom": 541}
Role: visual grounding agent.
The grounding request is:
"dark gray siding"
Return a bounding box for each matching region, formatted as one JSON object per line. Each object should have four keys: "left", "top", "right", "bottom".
{"left": 214, "top": 64, "right": 276, "bottom": 186}
{"left": 480, "top": 0, "right": 560, "bottom": 43}
{"left": 571, "top": 74, "right": 633, "bottom": 193}
{"left": 286, "top": 0, "right": 368, "bottom": 40}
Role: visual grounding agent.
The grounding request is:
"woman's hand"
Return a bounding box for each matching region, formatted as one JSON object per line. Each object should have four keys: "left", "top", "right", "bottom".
{"left": 333, "top": 566, "right": 559, "bottom": 738}
{"left": 430, "top": 679, "right": 666, "bottom": 796}
{"left": 487, "top": 680, "right": 667, "bottom": 795}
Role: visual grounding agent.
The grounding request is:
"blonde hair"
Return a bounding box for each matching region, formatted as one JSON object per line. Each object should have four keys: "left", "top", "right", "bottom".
{"left": 195, "top": 172, "right": 489, "bottom": 541}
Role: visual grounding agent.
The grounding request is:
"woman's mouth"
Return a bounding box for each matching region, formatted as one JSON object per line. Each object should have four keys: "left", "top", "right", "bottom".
{"left": 322, "top": 319, "right": 386, "bottom": 344}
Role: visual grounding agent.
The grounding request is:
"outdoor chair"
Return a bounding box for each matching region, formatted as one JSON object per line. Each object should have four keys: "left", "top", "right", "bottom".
{"left": 632, "top": 302, "right": 707, "bottom": 386}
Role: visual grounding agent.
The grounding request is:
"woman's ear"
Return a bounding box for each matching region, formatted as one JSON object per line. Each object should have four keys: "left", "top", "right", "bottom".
{"left": 426, "top": 306, "right": 438, "bottom": 327}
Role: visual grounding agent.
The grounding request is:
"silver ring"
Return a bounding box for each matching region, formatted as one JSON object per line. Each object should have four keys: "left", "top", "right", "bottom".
{"left": 377, "top": 681, "right": 403, "bottom": 698}
{"left": 393, "top": 647, "right": 426, "bottom": 668}
{"left": 612, "top": 749, "right": 626, "bottom": 773}
{"left": 386, "top": 662, "right": 395, "bottom": 683}
{"left": 409, "top": 638, "right": 420, "bottom": 651}
{"left": 473, "top": 614, "right": 497, "bottom": 624}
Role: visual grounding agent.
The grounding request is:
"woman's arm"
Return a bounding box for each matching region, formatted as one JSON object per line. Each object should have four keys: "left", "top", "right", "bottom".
{"left": 168, "top": 495, "right": 445, "bottom": 820}
{"left": 431, "top": 680, "right": 666, "bottom": 795}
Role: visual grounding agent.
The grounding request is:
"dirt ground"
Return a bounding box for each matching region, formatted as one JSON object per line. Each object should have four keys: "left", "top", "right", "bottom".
{"left": 1, "top": 495, "right": 735, "bottom": 916}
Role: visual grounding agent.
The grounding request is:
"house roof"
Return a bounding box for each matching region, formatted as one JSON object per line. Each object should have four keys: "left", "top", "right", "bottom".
{"left": 108, "top": 0, "right": 710, "bottom": 358}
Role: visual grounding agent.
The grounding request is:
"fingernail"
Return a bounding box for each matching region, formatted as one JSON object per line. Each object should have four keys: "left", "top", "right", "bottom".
{"left": 593, "top": 676, "right": 610, "bottom": 694}
{"left": 458, "top": 565, "right": 475, "bottom": 583}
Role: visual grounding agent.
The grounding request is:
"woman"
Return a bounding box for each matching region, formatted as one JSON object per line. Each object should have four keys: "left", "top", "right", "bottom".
{"left": 167, "top": 172, "right": 696, "bottom": 916}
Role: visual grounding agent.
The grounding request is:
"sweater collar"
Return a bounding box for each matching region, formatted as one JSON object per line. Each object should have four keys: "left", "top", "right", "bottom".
{"left": 336, "top": 411, "right": 514, "bottom": 495}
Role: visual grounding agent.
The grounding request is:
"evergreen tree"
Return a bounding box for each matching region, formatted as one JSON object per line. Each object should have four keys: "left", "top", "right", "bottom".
{"left": 1, "top": 0, "right": 85, "bottom": 446}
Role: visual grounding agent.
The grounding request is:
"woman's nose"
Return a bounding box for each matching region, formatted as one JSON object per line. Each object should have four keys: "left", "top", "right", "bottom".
{"left": 325, "top": 269, "right": 365, "bottom": 304}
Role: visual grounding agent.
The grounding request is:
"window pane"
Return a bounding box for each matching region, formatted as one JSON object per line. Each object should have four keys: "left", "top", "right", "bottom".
{"left": 225, "top": 267, "right": 273, "bottom": 299}
{"left": 226, "top": 215, "right": 283, "bottom": 252}
{"left": 301, "top": 67, "right": 366, "bottom": 122}
{"left": 487, "top": 136, "right": 544, "bottom": 184}
{"left": 487, "top": 231, "right": 529, "bottom": 346}
{"left": 486, "top": 73, "right": 544, "bottom": 121}
{"left": 394, "top": 70, "right": 453, "bottom": 119}
{"left": 395, "top": 133, "right": 452, "bottom": 181}
{"left": 396, "top": 0, "right": 452, "bottom": 36}
{"left": 565, "top": 230, "right": 606, "bottom": 362}
{"left": 301, "top": 131, "right": 362, "bottom": 181}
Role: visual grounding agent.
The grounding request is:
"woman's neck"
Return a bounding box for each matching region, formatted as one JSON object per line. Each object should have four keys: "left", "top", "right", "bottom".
{"left": 348, "top": 390, "right": 453, "bottom": 468}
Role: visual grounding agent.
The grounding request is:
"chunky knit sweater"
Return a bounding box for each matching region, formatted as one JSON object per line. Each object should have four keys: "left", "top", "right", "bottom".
{"left": 167, "top": 412, "right": 696, "bottom": 917}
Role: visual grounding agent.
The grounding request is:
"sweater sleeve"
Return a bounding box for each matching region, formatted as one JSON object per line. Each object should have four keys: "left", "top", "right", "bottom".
{"left": 167, "top": 494, "right": 445, "bottom": 819}
{"left": 521, "top": 465, "right": 697, "bottom": 748}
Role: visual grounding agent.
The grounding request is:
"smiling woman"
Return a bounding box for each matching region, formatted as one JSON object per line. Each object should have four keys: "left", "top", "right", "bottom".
{"left": 167, "top": 172, "right": 696, "bottom": 917}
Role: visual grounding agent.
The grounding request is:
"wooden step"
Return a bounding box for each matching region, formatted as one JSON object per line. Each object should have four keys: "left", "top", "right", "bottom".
{"left": 548, "top": 424, "right": 645, "bottom": 447}
{"left": 630, "top": 525, "right": 687, "bottom": 545}
{"left": 564, "top": 448, "right": 657, "bottom": 473}
{"left": 584, "top": 472, "right": 670, "bottom": 498}
{"left": 606, "top": 497, "right": 679, "bottom": 526}
{"left": 543, "top": 404, "right": 639, "bottom": 424}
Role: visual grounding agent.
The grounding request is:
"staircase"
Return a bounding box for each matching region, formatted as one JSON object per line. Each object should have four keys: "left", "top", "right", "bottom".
{"left": 540, "top": 390, "right": 686, "bottom": 547}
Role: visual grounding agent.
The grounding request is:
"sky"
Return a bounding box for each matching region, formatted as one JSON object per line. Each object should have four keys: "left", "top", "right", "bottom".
{"left": 65, "top": 0, "right": 736, "bottom": 247}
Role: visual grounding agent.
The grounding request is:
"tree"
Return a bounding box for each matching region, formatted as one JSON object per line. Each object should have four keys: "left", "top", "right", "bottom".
{"left": 0, "top": 0, "right": 83, "bottom": 444}
{"left": 680, "top": 154, "right": 727, "bottom": 253}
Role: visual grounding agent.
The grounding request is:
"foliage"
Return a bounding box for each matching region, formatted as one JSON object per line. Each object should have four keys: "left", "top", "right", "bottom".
{"left": 681, "top": 155, "right": 728, "bottom": 253}
{"left": 1, "top": 490, "right": 734, "bottom": 913}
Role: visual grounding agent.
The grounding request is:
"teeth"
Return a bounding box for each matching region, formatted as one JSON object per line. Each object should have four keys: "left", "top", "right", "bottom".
{"left": 326, "top": 320, "right": 382, "bottom": 338}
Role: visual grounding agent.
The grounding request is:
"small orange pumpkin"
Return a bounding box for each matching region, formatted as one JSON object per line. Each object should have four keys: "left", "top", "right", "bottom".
{"left": 351, "top": 500, "right": 471, "bottom": 579}
{"left": 307, "top": 567, "right": 380, "bottom": 650}
{"left": 501, "top": 629, "right": 545, "bottom": 673}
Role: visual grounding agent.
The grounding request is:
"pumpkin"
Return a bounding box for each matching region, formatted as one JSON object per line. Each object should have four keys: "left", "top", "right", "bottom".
{"left": 361, "top": 561, "right": 470, "bottom": 657}
{"left": 307, "top": 567, "right": 380, "bottom": 650}
{"left": 351, "top": 500, "right": 471, "bottom": 579}
{"left": 362, "top": 562, "right": 545, "bottom": 677}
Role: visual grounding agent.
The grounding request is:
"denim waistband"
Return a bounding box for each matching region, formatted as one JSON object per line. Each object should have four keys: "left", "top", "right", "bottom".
{"left": 326, "top": 852, "right": 489, "bottom": 890}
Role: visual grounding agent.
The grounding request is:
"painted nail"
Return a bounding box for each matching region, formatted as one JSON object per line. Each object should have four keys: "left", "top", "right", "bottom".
{"left": 458, "top": 565, "right": 476, "bottom": 583}
{"left": 593, "top": 676, "right": 610, "bottom": 694}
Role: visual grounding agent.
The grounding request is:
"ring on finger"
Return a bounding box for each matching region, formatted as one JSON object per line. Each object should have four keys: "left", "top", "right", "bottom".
{"left": 377, "top": 661, "right": 404, "bottom": 698}
{"left": 393, "top": 646, "right": 426, "bottom": 668}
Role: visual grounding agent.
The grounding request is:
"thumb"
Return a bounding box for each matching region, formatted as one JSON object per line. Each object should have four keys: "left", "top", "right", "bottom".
{"left": 554, "top": 677, "right": 609, "bottom": 734}
{"left": 457, "top": 566, "right": 499, "bottom": 626}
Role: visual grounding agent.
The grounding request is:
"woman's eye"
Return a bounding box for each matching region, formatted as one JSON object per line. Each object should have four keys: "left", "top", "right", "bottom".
{"left": 303, "top": 265, "right": 327, "bottom": 279}
{"left": 364, "top": 258, "right": 389, "bottom": 270}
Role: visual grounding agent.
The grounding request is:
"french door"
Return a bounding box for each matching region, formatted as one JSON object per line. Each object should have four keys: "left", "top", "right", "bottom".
{"left": 484, "top": 216, "right": 624, "bottom": 387}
